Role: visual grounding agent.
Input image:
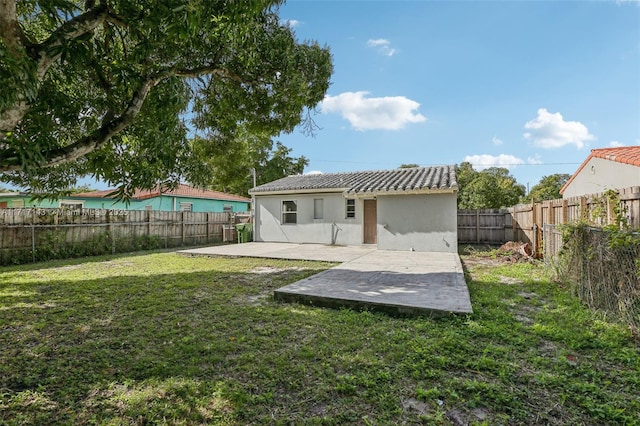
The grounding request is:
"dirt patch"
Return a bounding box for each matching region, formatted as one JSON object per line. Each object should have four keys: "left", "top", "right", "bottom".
{"left": 500, "top": 276, "right": 522, "bottom": 285}
{"left": 514, "top": 314, "right": 535, "bottom": 326}
{"left": 232, "top": 293, "right": 270, "bottom": 306}
{"left": 401, "top": 398, "right": 430, "bottom": 415}
{"left": 538, "top": 340, "right": 558, "bottom": 356}
{"left": 463, "top": 241, "right": 535, "bottom": 266}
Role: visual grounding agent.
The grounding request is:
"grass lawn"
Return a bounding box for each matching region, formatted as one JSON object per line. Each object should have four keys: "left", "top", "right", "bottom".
{"left": 0, "top": 249, "right": 638, "bottom": 425}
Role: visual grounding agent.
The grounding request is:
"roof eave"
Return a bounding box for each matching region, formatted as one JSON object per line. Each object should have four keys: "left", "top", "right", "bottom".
{"left": 347, "top": 188, "right": 458, "bottom": 197}
{"left": 251, "top": 187, "right": 458, "bottom": 197}
{"left": 249, "top": 188, "right": 348, "bottom": 196}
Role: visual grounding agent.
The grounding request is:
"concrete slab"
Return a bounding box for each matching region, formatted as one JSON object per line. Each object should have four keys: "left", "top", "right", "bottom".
{"left": 179, "top": 243, "right": 472, "bottom": 315}
{"left": 179, "top": 242, "right": 375, "bottom": 263}
{"left": 274, "top": 250, "right": 472, "bottom": 315}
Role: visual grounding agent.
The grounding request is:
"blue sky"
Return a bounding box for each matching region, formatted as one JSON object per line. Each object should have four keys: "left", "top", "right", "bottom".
{"left": 277, "top": 0, "right": 640, "bottom": 189}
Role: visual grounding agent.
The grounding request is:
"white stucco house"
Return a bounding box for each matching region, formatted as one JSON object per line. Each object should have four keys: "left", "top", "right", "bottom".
{"left": 248, "top": 166, "right": 459, "bottom": 253}
{"left": 560, "top": 146, "right": 640, "bottom": 198}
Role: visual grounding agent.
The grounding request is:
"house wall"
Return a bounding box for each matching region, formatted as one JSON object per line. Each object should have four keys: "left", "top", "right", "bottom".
{"left": 377, "top": 193, "right": 457, "bottom": 253}
{"left": 254, "top": 192, "right": 458, "bottom": 253}
{"left": 253, "top": 193, "right": 364, "bottom": 245}
{"left": 36, "top": 196, "right": 250, "bottom": 212}
{"left": 0, "top": 195, "right": 249, "bottom": 212}
{"left": 563, "top": 158, "right": 640, "bottom": 198}
{"left": 0, "top": 195, "right": 39, "bottom": 208}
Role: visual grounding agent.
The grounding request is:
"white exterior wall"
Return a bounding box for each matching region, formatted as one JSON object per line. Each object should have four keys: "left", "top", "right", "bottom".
{"left": 563, "top": 158, "right": 640, "bottom": 198}
{"left": 253, "top": 193, "right": 364, "bottom": 245}
{"left": 377, "top": 193, "right": 457, "bottom": 253}
{"left": 253, "top": 191, "right": 458, "bottom": 253}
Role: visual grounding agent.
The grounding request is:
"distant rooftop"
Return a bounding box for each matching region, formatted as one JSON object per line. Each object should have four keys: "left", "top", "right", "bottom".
{"left": 73, "top": 184, "right": 250, "bottom": 202}
{"left": 250, "top": 166, "right": 457, "bottom": 196}
{"left": 560, "top": 146, "right": 640, "bottom": 194}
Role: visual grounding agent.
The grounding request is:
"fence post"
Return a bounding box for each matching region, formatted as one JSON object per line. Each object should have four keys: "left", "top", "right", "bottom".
{"left": 147, "top": 209, "right": 152, "bottom": 240}
{"left": 108, "top": 211, "right": 116, "bottom": 254}
{"left": 181, "top": 211, "right": 185, "bottom": 246}
{"left": 606, "top": 196, "right": 616, "bottom": 225}
{"left": 31, "top": 224, "right": 35, "bottom": 263}
{"left": 165, "top": 222, "right": 168, "bottom": 249}
{"left": 547, "top": 202, "right": 555, "bottom": 226}
{"left": 580, "top": 196, "right": 587, "bottom": 221}
{"left": 206, "top": 212, "right": 211, "bottom": 243}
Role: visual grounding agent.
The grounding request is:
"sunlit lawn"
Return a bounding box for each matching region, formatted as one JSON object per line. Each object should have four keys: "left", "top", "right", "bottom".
{"left": 1, "top": 251, "right": 638, "bottom": 425}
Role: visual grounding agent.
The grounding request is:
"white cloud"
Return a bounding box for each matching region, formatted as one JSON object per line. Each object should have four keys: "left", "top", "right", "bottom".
{"left": 523, "top": 108, "right": 595, "bottom": 149}
{"left": 463, "top": 154, "right": 525, "bottom": 170}
{"left": 608, "top": 141, "right": 625, "bottom": 147}
{"left": 320, "top": 91, "right": 426, "bottom": 131}
{"left": 284, "top": 19, "right": 301, "bottom": 28}
{"left": 527, "top": 154, "right": 543, "bottom": 165}
{"left": 305, "top": 170, "right": 323, "bottom": 175}
{"left": 492, "top": 136, "right": 504, "bottom": 146}
{"left": 366, "top": 38, "right": 396, "bottom": 57}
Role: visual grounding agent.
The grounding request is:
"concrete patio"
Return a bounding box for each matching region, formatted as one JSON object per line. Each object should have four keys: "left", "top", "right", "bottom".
{"left": 179, "top": 243, "right": 472, "bottom": 315}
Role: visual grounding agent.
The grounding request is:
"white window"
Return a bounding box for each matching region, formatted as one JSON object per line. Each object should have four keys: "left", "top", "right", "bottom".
{"left": 12, "top": 199, "right": 25, "bottom": 208}
{"left": 346, "top": 199, "right": 355, "bottom": 219}
{"left": 179, "top": 202, "right": 193, "bottom": 212}
{"left": 282, "top": 200, "right": 297, "bottom": 224}
{"left": 60, "top": 201, "right": 83, "bottom": 210}
{"left": 314, "top": 198, "right": 323, "bottom": 220}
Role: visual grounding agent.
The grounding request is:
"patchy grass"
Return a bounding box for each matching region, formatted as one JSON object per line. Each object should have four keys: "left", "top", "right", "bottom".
{"left": 1, "top": 251, "right": 638, "bottom": 425}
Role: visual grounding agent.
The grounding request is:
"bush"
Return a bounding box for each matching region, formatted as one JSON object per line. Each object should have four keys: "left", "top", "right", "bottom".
{"left": 558, "top": 222, "right": 640, "bottom": 332}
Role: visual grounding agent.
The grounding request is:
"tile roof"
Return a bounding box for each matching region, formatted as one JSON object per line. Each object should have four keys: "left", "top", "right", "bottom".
{"left": 249, "top": 166, "right": 457, "bottom": 196}
{"left": 560, "top": 146, "right": 640, "bottom": 194}
{"left": 72, "top": 184, "right": 250, "bottom": 202}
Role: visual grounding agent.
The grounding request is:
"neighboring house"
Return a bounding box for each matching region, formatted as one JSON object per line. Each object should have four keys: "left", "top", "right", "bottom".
{"left": 249, "top": 166, "right": 458, "bottom": 253}
{"left": 0, "top": 184, "right": 251, "bottom": 213}
{"left": 0, "top": 192, "right": 31, "bottom": 209}
{"left": 560, "top": 146, "right": 640, "bottom": 198}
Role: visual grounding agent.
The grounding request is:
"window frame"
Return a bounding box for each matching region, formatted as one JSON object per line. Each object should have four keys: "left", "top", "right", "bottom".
{"left": 313, "top": 198, "right": 324, "bottom": 220}
{"left": 179, "top": 202, "right": 193, "bottom": 212}
{"left": 281, "top": 200, "right": 297, "bottom": 224}
{"left": 59, "top": 200, "right": 83, "bottom": 210}
{"left": 345, "top": 198, "right": 356, "bottom": 219}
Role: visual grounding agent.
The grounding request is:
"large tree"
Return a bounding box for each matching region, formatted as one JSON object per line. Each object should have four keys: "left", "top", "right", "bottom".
{"left": 456, "top": 162, "right": 525, "bottom": 209}
{"left": 0, "top": 0, "right": 332, "bottom": 197}
{"left": 193, "top": 126, "right": 308, "bottom": 196}
{"left": 524, "top": 173, "right": 571, "bottom": 203}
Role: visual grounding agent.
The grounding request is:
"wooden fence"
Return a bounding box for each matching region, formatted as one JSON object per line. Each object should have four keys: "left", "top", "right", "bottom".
{"left": 458, "top": 186, "right": 640, "bottom": 256}
{"left": 0, "top": 208, "right": 249, "bottom": 265}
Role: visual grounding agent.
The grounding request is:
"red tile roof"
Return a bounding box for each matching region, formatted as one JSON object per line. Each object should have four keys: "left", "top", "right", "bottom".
{"left": 560, "top": 146, "right": 640, "bottom": 194}
{"left": 72, "top": 184, "right": 250, "bottom": 202}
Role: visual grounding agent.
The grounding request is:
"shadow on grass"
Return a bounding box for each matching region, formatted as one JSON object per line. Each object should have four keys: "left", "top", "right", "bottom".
{"left": 0, "top": 257, "right": 336, "bottom": 424}
{"left": 1, "top": 253, "right": 639, "bottom": 425}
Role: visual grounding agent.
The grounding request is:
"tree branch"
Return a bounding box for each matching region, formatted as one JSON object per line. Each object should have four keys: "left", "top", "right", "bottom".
{"left": 173, "top": 66, "right": 245, "bottom": 84}
{"left": 0, "top": 0, "right": 29, "bottom": 53}
{"left": 0, "top": 3, "right": 112, "bottom": 138}
{"left": 0, "top": 65, "right": 247, "bottom": 172}
{"left": 33, "top": 3, "right": 110, "bottom": 80}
